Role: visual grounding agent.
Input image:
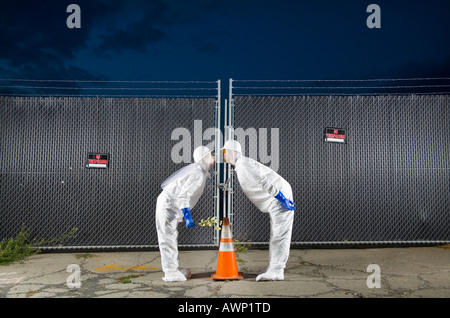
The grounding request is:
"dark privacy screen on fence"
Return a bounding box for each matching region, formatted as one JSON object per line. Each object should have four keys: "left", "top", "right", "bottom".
{"left": 1, "top": 94, "right": 449, "bottom": 249}
{"left": 0, "top": 97, "right": 216, "bottom": 248}
{"left": 232, "top": 95, "right": 449, "bottom": 245}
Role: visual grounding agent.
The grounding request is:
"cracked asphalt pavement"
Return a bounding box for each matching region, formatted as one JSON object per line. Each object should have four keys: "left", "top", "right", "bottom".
{"left": 1, "top": 246, "right": 449, "bottom": 298}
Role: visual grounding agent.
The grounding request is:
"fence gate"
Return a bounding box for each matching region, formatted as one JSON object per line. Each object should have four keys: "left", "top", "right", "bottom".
{"left": 227, "top": 80, "right": 449, "bottom": 246}
{"left": 0, "top": 86, "right": 221, "bottom": 249}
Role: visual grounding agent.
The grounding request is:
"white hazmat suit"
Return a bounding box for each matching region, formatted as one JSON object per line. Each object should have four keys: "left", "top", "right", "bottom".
{"left": 156, "top": 146, "right": 214, "bottom": 282}
{"left": 222, "top": 140, "right": 295, "bottom": 281}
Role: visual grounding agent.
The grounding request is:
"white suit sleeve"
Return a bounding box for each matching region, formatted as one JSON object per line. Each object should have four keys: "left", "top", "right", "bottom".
{"left": 177, "top": 173, "right": 204, "bottom": 210}
{"left": 244, "top": 158, "right": 279, "bottom": 197}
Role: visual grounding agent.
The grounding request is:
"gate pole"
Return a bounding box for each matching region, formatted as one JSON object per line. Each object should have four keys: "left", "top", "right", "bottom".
{"left": 214, "top": 79, "right": 221, "bottom": 245}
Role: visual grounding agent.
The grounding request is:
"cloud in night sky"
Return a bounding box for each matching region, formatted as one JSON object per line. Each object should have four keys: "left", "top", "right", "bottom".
{"left": 0, "top": 0, "right": 449, "bottom": 95}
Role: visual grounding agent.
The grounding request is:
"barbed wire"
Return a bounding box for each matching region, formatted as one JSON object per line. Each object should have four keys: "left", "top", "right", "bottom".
{"left": 0, "top": 78, "right": 219, "bottom": 97}
{"left": 0, "top": 85, "right": 217, "bottom": 91}
{"left": 1, "top": 77, "right": 450, "bottom": 97}
{"left": 233, "top": 77, "right": 450, "bottom": 82}
{"left": 231, "top": 77, "right": 450, "bottom": 96}
{"left": 234, "top": 85, "right": 450, "bottom": 90}
{"left": 0, "top": 78, "right": 216, "bottom": 84}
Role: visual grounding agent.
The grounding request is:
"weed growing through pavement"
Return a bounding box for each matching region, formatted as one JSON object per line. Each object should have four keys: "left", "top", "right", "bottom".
{"left": 118, "top": 274, "right": 145, "bottom": 284}
{"left": 0, "top": 224, "right": 77, "bottom": 266}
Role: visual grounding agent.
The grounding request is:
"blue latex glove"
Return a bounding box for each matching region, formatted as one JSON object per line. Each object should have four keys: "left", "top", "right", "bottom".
{"left": 182, "top": 208, "right": 195, "bottom": 228}
{"left": 275, "top": 191, "right": 296, "bottom": 211}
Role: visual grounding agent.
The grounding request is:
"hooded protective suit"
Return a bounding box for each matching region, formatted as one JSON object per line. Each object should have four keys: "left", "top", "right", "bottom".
{"left": 156, "top": 146, "right": 214, "bottom": 282}
{"left": 222, "top": 140, "right": 295, "bottom": 281}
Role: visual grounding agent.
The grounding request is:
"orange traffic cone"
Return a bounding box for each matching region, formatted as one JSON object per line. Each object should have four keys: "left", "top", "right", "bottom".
{"left": 211, "top": 217, "right": 243, "bottom": 280}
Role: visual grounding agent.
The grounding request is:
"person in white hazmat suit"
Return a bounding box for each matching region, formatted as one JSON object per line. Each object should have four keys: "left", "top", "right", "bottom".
{"left": 222, "top": 140, "right": 296, "bottom": 281}
{"left": 156, "top": 146, "right": 214, "bottom": 282}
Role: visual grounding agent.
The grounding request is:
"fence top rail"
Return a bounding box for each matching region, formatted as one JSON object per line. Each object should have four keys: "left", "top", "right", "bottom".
{"left": 0, "top": 94, "right": 218, "bottom": 99}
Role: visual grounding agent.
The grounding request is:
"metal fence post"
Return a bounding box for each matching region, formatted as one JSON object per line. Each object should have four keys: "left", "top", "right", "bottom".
{"left": 227, "top": 78, "right": 235, "bottom": 224}
{"left": 214, "top": 79, "right": 221, "bottom": 245}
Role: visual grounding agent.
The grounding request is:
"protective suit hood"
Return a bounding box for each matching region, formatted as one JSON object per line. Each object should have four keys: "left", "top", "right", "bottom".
{"left": 222, "top": 140, "right": 242, "bottom": 165}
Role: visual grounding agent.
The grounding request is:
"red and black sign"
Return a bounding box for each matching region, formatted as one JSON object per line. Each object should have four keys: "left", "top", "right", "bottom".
{"left": 324, "top": 128, "right": 346, "bottom": 144}
{"left": 86, "top": 153, "right": 109, "bottom": 169}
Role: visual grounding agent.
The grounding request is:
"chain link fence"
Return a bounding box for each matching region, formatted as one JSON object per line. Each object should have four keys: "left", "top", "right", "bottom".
{"left": 231, "top": 94, "right": 449, "bottom": 245}
{"left": 0, "top": 96, "right": 218, "bottom": 249}
{"left": 1, "top": 80, "right": 449, "bottom": 250}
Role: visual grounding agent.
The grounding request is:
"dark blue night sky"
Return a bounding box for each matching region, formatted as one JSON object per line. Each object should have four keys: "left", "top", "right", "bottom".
{"left": 1, "top": 0, "right": 449, "bottom": 95}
